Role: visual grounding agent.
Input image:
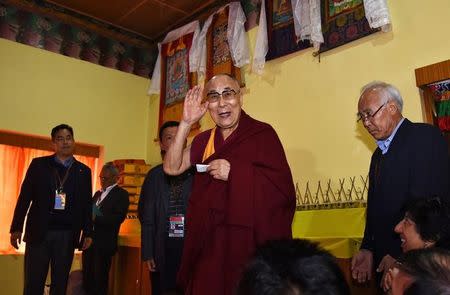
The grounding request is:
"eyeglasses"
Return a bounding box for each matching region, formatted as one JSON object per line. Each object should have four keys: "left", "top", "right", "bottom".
{"left": 357, "top": 102, "right": 386, "bottom": 122}
{"left": 206, "top": 89, "right": 240, "bottom": 103}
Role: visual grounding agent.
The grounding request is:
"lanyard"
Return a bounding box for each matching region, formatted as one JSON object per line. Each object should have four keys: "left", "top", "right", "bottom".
{"left": 54, "top": 161, "right": 74, "bottom": 192}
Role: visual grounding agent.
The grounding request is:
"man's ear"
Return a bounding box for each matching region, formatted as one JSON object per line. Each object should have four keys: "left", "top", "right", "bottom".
{"left": 387, "top": 101, "right": 398, "bottom": 114}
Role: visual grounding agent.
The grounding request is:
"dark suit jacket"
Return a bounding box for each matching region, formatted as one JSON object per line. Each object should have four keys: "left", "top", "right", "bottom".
{"left": 362, "top": 119, "right": 449, "bottom": 266}
{"left": 92, "top": 185, "right": 129, "bottom": 256}
{"left": 138, "top": 164, "right": 193, "bottom": 273}
{"left": 10, "top": 155, "right": 93, "bottom": 249}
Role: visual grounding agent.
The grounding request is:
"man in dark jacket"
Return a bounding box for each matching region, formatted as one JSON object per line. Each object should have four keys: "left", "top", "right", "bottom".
{"left": 138, "top": 121, "right": 193, "bottom": 295}
{"left": 351, "top": 81, "right": 449, "bottom": 288}
{"left": 82, "top": 162, "right": 129, "bottom": 295}
{"left": 10, "top": 124, "right": 93, "bottom": 295}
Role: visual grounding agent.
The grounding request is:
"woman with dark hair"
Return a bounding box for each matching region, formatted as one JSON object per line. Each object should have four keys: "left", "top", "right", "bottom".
{"left": 388, "top": 247, "right": 450, "bottom": 295}
{"left": 395, "top": 197, "right": 450, "bottom": 252}
{"left": 382, "top": 197, "right": 450, "bottom": 292}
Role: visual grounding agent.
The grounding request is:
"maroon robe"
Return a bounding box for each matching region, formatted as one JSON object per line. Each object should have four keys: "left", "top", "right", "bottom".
{"left": 177, "top": 111, "right": 296, "bottom": 295}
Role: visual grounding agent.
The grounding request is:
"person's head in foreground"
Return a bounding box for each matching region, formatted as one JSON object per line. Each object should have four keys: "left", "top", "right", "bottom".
{"left": 237, "top": 239, "right": 350, "bottom": 295}
{"left": 389, "top": 247, "right": 450, "bottom": 295}
{"left": 395, "top": 197, "right": 450, "bottom": 252}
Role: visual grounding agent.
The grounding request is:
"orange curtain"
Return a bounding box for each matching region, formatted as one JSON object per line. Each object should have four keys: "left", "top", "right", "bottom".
{"left": 0, "top": 144, "right": 99, "bottom": 252}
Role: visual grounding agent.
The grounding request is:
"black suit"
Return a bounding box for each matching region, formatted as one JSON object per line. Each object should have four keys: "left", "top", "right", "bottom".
{"left": 10, "top": 155, "right": 93, "bottom": 295}
{"left": 82, "top": 185, "right": 129, "bottom": 295}
{"left": 138, "top": 164, "right": 193, "bottom": 295}
{"left": 362, "top": 119, "right": 449, "bottom": 268}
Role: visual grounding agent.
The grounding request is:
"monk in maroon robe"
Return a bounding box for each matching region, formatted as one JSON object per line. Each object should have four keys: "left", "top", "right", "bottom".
{"left": 164, "top": 74, "right": 296, "bottom": 295}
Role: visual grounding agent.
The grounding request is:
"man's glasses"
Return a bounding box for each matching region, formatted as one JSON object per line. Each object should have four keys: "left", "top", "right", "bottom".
{"left": 206, "top": 89, "right": 240, "bottom": 103}
{"left": 357, "top": 102, "right": 386, "bottom": 122}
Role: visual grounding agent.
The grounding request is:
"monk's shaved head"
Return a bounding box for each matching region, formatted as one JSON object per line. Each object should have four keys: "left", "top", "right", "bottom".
{"left": 205, "top": 73, "right": 240, "bottom": 91}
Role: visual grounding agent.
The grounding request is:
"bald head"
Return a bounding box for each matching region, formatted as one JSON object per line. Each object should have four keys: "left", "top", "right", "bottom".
{"left": 205, "top": 74, "right": 240, "bottom": 92}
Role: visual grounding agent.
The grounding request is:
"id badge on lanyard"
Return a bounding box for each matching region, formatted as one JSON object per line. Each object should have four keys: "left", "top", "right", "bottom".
{"left": 54, "top": 189, "right": 66, "bottom": 210}
{"left": 53, "top": 161, "right": 73, "bottom": 211}
{"left": 169, "top": 215, "right": 185, "bottom": 238}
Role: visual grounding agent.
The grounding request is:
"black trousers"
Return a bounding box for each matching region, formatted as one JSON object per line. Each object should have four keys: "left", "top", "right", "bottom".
{"left": 82, "top": 245, "right": 112, "bottom": 295}
{"left": 150, "top": 238, "right": 184, "bottom": 295}
{"left": 23, "top": 230, "right": 75, "bottom": 295}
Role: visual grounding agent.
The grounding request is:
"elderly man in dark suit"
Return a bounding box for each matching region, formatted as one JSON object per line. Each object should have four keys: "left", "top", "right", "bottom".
{"left": 351, "top": 81, "right": 449, "bottom": 289}
{"left": 82, "top": 162, "right": 129, "bottom": 295}
{"left": 10, "top": 124, "right": 93, "bottom": 295}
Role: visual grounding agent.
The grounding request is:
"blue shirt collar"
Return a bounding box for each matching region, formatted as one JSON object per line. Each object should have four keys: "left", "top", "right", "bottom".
{"left": 376, "top": 118, "right": 405, "bottom": 154}
{"left": 54, "top": 155, "right": 74, "bottom": 168}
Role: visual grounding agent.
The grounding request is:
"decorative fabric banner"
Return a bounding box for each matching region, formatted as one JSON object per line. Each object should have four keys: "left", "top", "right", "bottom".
{"left": 363, "top": 0, "right": 391, "bottom": 32}
{"left": 197, "top": 2, "right": 249, "bottom": 84}
{"left": 252, "top": 0, "right": 268, "bottom": 74}
{"left": 0, "top": 2, "right": 156, "bottom": 78}
{"left": 159, "top": 32, "right": 198, "bottom": 129}
{"left": 319, "top": 0, "right": 379, "bottom": 53}
{"left": 148, "top": 21, "right": 200, "bottom": 94}
{"left": 292, "top": 0, "right": 324, "bottom": 50}
{"left": 241, "top": 0, "right": 262, "bottom": 31}
{"left": 429, "top": 79, "right": 450, "bottom": 132}
{"left": 266, "top": 0, "right": 310, "bottom": 61}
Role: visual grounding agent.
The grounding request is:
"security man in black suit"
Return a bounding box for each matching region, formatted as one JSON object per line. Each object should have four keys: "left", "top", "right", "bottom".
{"left": 10, "top": 124, "right": 93, "bottom": 295}
{"left": 82, "top": 162, "right": 129, "bottom": 295}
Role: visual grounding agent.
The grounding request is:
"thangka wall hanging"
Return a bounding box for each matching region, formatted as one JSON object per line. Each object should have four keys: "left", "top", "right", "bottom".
{"left": 252, "top": 0, "right": 390, "bottom": 72}
{"left": 197, "top": 2, "right": 250, "bottom": 86}
{"left": 265, "top": 0, "right": 310, "bottom": 60}
{"left": 318, "top": 0, "right": 378, "bottom": 53}
{"left": 0, "top": 2, "right": 156, "bottom": 78}
{"left": 148, "top": 21, "right": 200, "bottom": 130}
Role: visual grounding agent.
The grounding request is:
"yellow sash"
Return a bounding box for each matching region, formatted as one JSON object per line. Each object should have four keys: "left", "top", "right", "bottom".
{"left": 202, "top": 127, "right": 216, "bottom": 162}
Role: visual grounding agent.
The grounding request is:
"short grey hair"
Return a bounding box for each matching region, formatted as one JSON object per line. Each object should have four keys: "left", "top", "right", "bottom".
{"left": 103, "top": 162, "right": 120, "bottom": 177}
{"left": 360, "top": 81, "right": 403, "bottom": 112}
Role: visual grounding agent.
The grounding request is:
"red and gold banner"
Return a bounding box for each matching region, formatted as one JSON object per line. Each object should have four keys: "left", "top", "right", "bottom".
{"left": 205, "top": 7, "right": 243, "bottom": 85}
{"left": 159, "top": 33, "right": 198, "bottom": 130}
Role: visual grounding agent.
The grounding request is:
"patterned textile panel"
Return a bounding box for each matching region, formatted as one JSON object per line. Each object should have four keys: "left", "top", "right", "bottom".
{"left": 160, "top": 32, "right": 198, "bottom": 129}
{"left": 206, "top": 6, "right": 243, "bottom": 85}
{"left": 266, "top": 0, "right": 310, "bottom": 60}
{"left": 429, "top": 79, "right": 450, "bottom": 131}
{"left": 319, "top": 0, "right": 378, "bottom": 53}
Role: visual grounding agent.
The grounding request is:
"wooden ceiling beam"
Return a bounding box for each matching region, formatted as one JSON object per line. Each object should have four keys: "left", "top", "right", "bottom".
{"left": 154, "top": 0, "right": 230, "bottom": 42}
{"left": 5, "top": 0, "right": 155, "bottom": 46}
{"left": 118, "top": 0, "right": 149, "bottom": 23}
{"left": 148, "top": 0, "right": 189, "bottom": 15}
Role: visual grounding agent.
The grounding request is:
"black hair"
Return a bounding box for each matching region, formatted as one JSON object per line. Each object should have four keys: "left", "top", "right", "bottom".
{"left": 405, "top": 197, "right": 450, "bottom": 248}
{"left": 159, "top": 121, "right": 179, "bottom": 140}
{"left": 405, "top": 278, "right": 450, "bottom": 295}
{"left": 398, "top": 248, "right": 450, "bottom": 294}
{"left": 237, "top": 239, "right": 350, "bottom": 295}
{"left": 51, "top": 124, "right": 74, "bottom": 140}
